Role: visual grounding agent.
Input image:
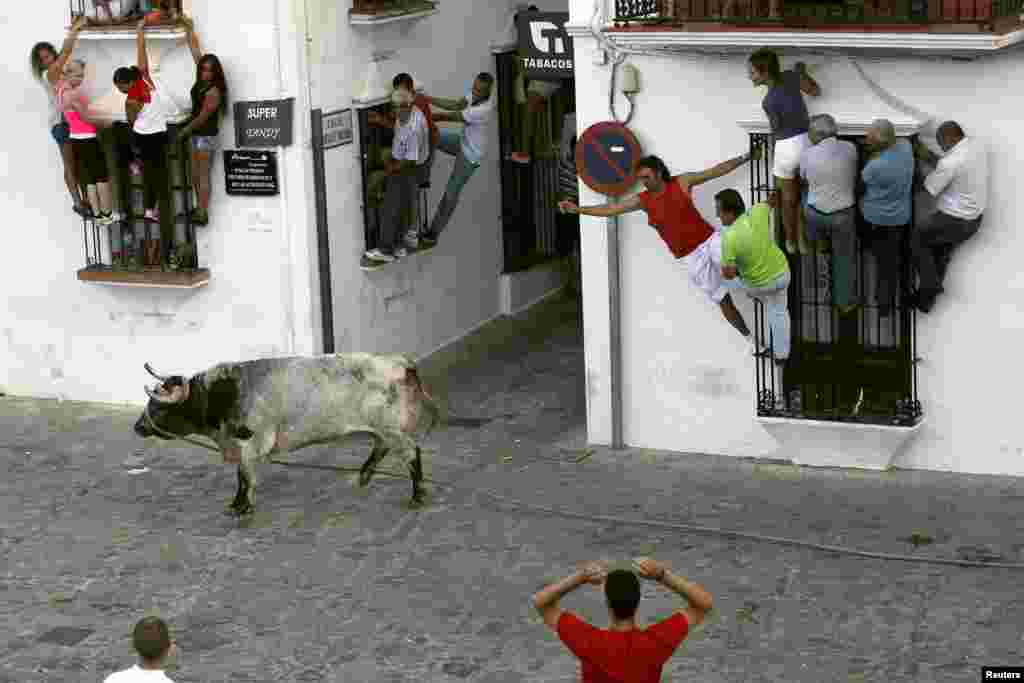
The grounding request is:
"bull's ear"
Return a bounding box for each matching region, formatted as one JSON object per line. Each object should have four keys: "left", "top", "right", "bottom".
{"left": 204, "top": 377, "right": 241, "bottom": 431}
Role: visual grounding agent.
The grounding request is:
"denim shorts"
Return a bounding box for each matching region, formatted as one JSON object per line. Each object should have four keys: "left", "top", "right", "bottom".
{"left": 51, "top": 122, "right": 70, "bottom": 147}
{"left": 191, "top": 135, "right": 218, "bottom": 152}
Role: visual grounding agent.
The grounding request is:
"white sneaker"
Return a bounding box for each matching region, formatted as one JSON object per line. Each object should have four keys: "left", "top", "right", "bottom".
{"left": 394, "top": 246, "right": 409, "bottom": 258}
{"left": 364, "top": 248, "right": 395, "bottom": 263}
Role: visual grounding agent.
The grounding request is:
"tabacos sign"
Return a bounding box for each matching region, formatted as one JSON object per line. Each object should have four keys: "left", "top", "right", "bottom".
{"left": 516, "top": 11, "right": 574, "bottom": 80}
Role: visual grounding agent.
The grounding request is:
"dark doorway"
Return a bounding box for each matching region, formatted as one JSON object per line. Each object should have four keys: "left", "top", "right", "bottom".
{"left": 494, "top": 49, "right": 576, "bottom": 274}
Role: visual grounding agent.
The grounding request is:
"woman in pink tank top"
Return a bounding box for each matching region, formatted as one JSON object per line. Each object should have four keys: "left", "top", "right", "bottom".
{"left": 57, "top": 60, "right": 117, "bottom": 227}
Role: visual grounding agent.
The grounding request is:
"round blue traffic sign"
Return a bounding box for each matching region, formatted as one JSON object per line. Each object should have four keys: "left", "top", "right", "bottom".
{"left": 576, "top": 121, "right": 642, "bottom": 196}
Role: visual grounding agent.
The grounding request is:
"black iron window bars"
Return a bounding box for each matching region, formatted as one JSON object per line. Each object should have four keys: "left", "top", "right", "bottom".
{"left": 748, "top": 132, "right": 922, "bottom": 426}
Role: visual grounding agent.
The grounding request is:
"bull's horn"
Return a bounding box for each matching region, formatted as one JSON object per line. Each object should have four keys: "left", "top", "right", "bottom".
{"left": 144, "top": 363, "right": 168, "bottom": 381}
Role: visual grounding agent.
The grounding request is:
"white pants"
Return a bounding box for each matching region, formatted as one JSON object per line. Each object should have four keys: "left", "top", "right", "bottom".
{"left": 686, "top": 232, "right": 727, "bottom": 304}
{"left": 772, "top": 132, "right": 811, "bottom": 180}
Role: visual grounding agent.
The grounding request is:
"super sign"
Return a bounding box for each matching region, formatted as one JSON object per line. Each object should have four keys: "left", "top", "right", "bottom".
{"left": 576, "top": 122, "right": 642, "bottom": 197}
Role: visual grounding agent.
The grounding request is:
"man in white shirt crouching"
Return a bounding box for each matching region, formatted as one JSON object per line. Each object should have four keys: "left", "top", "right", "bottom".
{"left": 909, "top": 120, "right": 988, "bottom": 313}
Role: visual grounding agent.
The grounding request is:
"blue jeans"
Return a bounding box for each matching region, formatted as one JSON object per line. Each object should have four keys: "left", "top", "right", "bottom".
{"left": 428, "top": 128, "right": 480, "bottom": 236}
{"left": 725, "top": 271, "right": 792, "bottom": 360}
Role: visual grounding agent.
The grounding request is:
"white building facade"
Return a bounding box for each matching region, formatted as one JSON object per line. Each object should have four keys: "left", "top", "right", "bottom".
{"left": 567, "top": 0, "right": 1024, "bottom": 477}
{"left": 3, "top": 0, "right": 568, "bottom": 406}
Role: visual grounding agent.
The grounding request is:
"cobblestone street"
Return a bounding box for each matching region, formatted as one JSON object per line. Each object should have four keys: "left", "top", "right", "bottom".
{"left": 2, "top": 294, "right": 1023, "bottom": 682}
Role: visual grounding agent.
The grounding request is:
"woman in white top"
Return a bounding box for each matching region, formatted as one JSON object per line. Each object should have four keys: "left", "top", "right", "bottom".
{"left": 113, "top": 19, "right": 180, "bottom": 224}
{"left": 29, "top": 16, "right": 88, "bottom": 217}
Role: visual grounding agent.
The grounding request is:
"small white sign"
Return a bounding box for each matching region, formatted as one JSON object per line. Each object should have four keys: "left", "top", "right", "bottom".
{"left": 322, "top": 108, "right": 353, "bottom": 149}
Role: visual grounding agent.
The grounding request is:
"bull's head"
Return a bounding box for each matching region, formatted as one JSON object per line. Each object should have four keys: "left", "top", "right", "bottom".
{"left": 133, "top": 363, "right": 197, "bottom": 440}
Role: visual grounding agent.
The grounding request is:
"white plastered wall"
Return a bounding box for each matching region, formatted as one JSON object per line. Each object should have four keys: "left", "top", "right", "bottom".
{"left": 570, "top": 20, "right": 1024, "bottom": 475}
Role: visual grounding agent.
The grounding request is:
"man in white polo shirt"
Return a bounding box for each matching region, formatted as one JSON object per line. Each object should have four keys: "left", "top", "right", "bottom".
{"left": 909, "top": 120, "right": 988, "bottom": 313}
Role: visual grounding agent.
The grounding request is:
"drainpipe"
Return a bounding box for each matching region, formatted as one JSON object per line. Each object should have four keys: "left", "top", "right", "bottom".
{"left": 304, "top": 0, "right": 334, "bottom": 354}
{"left": 270, "top": 0, "right": 298, "bottom": 356}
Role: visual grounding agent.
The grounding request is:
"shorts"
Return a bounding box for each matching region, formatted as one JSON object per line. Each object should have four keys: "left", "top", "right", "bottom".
{"left": 772, "top": 132, "right": 811, "bottom": 180}
{"left": 191, "top": 135, "right": 219, "bottom": 152}
{"left": 71, "top": 137, "right": 110, "bottom": 185}
{"left": 686, "top": 231, "right": 727, "bottom": 304}
{"left": 51, "top": 122, "right": 70, "bottom": 147}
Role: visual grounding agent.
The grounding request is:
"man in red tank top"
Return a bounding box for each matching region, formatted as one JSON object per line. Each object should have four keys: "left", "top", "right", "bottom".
{"left": 558, "top": 149, "right": 769, "bottom": 355}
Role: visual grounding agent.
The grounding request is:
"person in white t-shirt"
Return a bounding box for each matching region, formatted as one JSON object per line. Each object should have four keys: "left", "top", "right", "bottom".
{"left": 363, "top": 87, "right": 430, "bottom": 267}
{"left": 103, "top": 616, "right": 178, "bottom": 683}
{"left": 420, "top": 72, "right": 496, "bottom": 246}
{"left": 908, "top": 120, "right": 988, "bottom": 313}
{"left": 113, "top": 19, "right": 183, "bottom": 226}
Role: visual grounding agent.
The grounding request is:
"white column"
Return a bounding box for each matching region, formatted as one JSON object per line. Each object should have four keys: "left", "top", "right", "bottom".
{"left": 275, "top": 0, "right": 321, "bottom": 356}
{"left": 580, "top": 212, "right": 619, "bottom": 446}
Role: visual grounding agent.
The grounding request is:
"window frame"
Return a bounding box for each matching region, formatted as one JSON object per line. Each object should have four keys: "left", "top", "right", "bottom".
{"left": 748, "top": 131, "right": 922, "bottom": 426}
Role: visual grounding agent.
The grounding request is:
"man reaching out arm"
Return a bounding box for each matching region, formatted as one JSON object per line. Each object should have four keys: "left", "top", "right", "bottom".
{"left": 558, "top": 147, "right": 770, "bottom": 357}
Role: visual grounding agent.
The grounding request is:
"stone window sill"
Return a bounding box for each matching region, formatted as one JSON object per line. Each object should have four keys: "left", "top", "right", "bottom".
{"left": 757, "top": 416, "right": 926, "bottom": 471}
{"left": 77, "top": 265, "right": 211, "bottom": 289}
{"left": 349, "top": 1, "right": 438, "bottom": 26}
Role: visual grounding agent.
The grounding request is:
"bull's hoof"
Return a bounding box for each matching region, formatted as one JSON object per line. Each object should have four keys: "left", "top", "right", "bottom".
{"left": 358, "top": 466, "right": 375, "bottom": 488}
{"left": 225, "top": 498, "right": 254, "bottom": 516}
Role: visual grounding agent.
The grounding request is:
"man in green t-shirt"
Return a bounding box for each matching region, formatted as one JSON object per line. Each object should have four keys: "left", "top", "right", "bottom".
{"left": 717, "top": 189, "right": 791, "bottom": 365}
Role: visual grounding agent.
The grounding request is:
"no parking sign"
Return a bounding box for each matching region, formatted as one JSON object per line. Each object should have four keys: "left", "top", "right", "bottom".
{"left": 575, "top": 122, "right": 643, "bottom": 196}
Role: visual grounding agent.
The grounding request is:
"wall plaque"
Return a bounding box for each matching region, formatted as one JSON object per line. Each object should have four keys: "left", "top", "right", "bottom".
{"left": 224, "top": 150, "right": 280, "bottom": 196}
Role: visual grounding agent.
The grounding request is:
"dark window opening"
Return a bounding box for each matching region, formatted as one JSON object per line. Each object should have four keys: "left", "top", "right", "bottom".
{"left": 356, "top": 102, "right": 432, "bottom": 263}
{"left": 494, "top": 50, "right": 576, "bottom": 274}
{"left": 78, "top": 121, "right": 202, "bottom": 279}
{"left": 748, "top": 131, "right": 922, "bottom": 426}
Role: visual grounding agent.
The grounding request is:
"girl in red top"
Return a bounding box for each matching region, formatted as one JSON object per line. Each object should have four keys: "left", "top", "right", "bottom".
{"left": 559, "top": 151, "right": 769, "bottom": 356}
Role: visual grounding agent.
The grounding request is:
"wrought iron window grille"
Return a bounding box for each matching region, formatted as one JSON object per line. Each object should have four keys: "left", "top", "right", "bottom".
{"left": 747, "top": 132, "right": 923, "bottom": 426}
{"left": 614, "top": 0, "right": 1018, "bottom": 27}
{"left": 78, "top": 122, "right": 201, "bottom": 276}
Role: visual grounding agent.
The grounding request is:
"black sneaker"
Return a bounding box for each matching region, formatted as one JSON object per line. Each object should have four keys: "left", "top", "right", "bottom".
{"left": 73, "top": 204, "right": 93, "bottom": 219}
{"left": 419, "top": 231, "right": 438, "bottom": 248}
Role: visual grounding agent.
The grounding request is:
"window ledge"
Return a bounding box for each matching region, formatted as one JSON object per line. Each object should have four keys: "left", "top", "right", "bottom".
{"left": 69, "top": 25, "right": 187, "bottom": 40}
{"left": 757, "top": 416, "right": 925, "bottom": 470}
{"left": 349, "top": 3, "right": 438, "bottom": 26}
{"left": 359, "top": 243, "right": 437, "bottom": 272}
{"left": 77, "top": 266, "right": 211, "bottom": 289}
{"left": 737, "top": 115, "right": 921, "bottom": 137}
{"left": 565, "top": 22, "right": 1024, "bottom": 57}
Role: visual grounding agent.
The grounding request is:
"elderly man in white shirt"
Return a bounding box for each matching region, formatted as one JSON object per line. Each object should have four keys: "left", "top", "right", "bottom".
{"left": 364, "top": 87, "right": 430, "bottom": 267}
{"left": 799, "top": 113, "right": 861, "bottom": 315}
{"left": 909, "top": 120, "right": 987, "bottom": 313}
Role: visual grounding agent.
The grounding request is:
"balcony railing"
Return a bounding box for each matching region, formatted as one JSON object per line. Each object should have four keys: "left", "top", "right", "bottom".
{"left": 612, "top": 0, "right": 1024, "bottom": 31}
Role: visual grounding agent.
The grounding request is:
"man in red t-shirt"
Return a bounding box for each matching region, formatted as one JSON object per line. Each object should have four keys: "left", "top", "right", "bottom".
{"left": 558, "top": 149, "right": 768, "bottom": 356}
{"left": 532, "top": 556, "right": 713, "bottom": 682}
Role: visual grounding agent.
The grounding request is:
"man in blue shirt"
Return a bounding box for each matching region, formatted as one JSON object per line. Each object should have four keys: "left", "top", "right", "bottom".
{"left": 861, "top": 119, "right": 914, "bottom": 317}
